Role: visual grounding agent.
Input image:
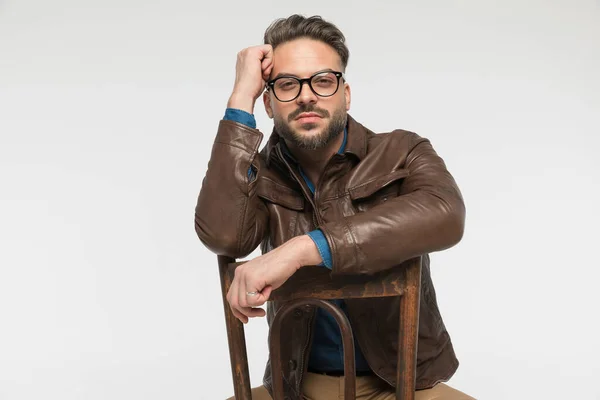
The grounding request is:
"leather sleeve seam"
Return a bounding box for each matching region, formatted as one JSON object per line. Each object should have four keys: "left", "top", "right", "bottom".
{"left": 213, "top": 140, "right": 255, "bottom": 153}
{"left": 344, "top": 218, "right": 362, "bottom": 270}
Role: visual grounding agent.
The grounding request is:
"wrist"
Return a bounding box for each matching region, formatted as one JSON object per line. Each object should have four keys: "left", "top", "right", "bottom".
{"left": 227, "top": 92, "right": 256, "bottom": 114}
{"left": 290, "top": 235, "right": 323, "bottom": 269}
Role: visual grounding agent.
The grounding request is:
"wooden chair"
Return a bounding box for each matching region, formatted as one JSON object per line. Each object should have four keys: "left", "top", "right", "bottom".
{"left": 217, "top": 255, "right": 422, "bottom": 400}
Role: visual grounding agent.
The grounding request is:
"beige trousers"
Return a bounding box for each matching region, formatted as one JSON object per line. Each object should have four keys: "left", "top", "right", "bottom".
{"left": 226, "top": 372, "right": 475, "bottom": 399}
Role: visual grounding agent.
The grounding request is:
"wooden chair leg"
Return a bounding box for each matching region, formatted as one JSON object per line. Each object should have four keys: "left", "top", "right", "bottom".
{"left": 269, "top": 298, "right": 356, "bottom": 400}
{"left": 218, "top": 256, "right": 252, "bottom": 400}
{"left": 396, "top": 257, "right": 422, "bottom": 400}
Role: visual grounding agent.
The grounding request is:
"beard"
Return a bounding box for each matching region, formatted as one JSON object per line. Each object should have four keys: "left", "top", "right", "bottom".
{"left": 274, "top": 103, "right": 347, "bottom": 150}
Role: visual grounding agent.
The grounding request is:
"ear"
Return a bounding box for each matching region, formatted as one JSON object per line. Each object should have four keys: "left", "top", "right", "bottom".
{"left": 263, "top": 91, "right": 273, "bottom": 119}
{"left": 344, "top": 82, "right": 351, "bottom": 111}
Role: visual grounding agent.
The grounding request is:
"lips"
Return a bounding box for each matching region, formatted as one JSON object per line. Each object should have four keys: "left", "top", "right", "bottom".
{"left": 295, "top": 112, "right": 322, "bottom": 121}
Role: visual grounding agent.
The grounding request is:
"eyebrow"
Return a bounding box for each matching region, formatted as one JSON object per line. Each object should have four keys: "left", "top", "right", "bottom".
{"left": 271, "top": 68, "right": 336, "bottom": 80}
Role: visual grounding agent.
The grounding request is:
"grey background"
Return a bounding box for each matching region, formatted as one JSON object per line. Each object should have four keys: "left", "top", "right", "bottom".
{"left": 1, "top": 1, "right": 599, "bottom": 399}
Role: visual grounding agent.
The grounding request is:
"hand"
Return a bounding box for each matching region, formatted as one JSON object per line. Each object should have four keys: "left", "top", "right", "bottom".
{"left": 226, "top": 235, "right": 320, "bottom": 324}
{"left": 227, "top": 44, "right": 274, "bottom": 114}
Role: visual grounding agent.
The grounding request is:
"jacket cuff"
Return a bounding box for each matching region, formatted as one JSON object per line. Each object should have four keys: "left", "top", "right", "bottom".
{"left": 223, "top": 109, "right": 258, "bottom": 182}
{"left": 319, "top": 220, "right": 361, "bottom": 275}
{"left": 215, "top": 119, "right": 263, "bottom": 156}
{"left": 224, "top": 108, "right": 257, "bottom": 129}
{"left": 306, "top": 229, "right": 333, "bottom": 269}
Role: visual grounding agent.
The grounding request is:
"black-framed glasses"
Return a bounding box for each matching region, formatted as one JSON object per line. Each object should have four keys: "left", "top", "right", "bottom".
{"left": 266, "top": 70, "right": 345, "bottom": 102}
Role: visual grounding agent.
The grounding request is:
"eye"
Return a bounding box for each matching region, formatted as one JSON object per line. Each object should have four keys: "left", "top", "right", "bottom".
{"left": 314, "top": 78, "right": 334, "bottom": 86}
{"left": 276, "top": 79, "right": 299, "bottom": 91}
{"left": 312, "top": 73, "right": 336, "bottom": 87}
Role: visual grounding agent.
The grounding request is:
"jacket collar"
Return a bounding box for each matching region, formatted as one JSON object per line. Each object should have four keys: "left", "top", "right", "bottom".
{"left": 343, "top": 114, "right": 368, "bottom": 161}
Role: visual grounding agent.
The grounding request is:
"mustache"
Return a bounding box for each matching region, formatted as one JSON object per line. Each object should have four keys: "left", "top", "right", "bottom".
{"left": 288, "top": 106, "right": 330, "bottom": 122}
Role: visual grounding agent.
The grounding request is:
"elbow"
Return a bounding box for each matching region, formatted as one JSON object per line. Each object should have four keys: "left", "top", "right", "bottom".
{"left": 448, "top": 208, "right": 465, "bottom": 247}
{"left": 441, "top": 194, "right": 466, "bottom": 249}
{"left": 194, "top": 212, "right": 243, "bottom": 258}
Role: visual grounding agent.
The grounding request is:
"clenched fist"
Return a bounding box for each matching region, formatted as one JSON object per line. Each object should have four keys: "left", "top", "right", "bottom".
{"left": 227, "top": 44, "right": 273, "bottom": 114}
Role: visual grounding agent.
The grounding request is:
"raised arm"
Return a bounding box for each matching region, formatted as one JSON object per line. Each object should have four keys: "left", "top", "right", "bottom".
{"left": 194, "top": 45, "right": 274, "bottom": 258}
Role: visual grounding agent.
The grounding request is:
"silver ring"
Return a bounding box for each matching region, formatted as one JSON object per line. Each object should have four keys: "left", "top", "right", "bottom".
{"left": 246, "top": 291, "right": 258, "bottom": 296}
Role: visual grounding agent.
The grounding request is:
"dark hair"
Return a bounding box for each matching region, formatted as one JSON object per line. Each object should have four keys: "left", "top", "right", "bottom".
{"left": 263, "top": 14, "right": 349, "bottom": 71}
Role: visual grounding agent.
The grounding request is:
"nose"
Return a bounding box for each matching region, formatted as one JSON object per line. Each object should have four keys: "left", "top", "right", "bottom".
{"left": 296, "top": 81, "right": 318, "bottom": 105}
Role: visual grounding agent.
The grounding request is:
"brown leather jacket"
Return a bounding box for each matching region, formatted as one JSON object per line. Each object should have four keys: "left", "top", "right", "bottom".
{"left": 195, "top": 114, "right": 466, "bottom": 399}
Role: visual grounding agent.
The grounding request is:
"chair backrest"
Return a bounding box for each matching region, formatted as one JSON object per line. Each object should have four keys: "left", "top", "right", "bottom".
{"left": 217, "top": 255, "right": 422, "bottom": 400}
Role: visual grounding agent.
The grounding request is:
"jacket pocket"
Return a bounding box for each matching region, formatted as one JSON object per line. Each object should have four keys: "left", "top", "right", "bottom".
{"left": 348, "top": 169, "right": 410, "bottom": 212}
{"left": 256, "top": 176, "right": 305, "bottom": 211}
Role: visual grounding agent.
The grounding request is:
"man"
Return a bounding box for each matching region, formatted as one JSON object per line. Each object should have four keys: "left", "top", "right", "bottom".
{"left": 195, "top": 14, "right": 474, "bottom": 400}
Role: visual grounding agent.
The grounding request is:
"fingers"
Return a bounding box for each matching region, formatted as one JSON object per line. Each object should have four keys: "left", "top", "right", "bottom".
{"left": 236, "top": 286, "right": 269, "bottom": 323}
{"left": 261, "top": 56, "right": 273, "bottom": 82}
{"left": 258, "top": 44, "right": 273, "bottom": 60}
{"left": 241, "top": 306, "right": 266, "bottom": 319}
{"left": 231, "top": 306, "right": 248, "bottom": 324}
{"left": 255, "top": 285, "right": 273, "bottom": 304}
{"left": 243, "top": 287, "right": 270, "bottom": 308}
{"left": 262, "top": 64, "right": 273, "bottom": 82}
{"left": 232, "top": 302, "right": 266, "bottom": 324}
{"left": 259, "top": 45, "right": 273, "bottom": 82}
{"left": 226, "top": 279, "right": 248, "bottom": 324}
{"left": 226, "top": 269, "right": 267, "bottom": 324}
{"left": 238, "top": 284, "right": 266, "bottom": 315}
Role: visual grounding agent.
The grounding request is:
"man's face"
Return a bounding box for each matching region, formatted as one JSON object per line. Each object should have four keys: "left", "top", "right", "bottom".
{"left": 263, "top": 38, "right": 351, "bottom": 150}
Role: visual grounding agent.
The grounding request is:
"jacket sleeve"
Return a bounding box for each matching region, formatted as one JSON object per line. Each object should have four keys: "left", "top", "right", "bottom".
{"left": 319, "top": 134, "right": 466, "bottom": 276}
{"left": 194, "top": 119, "right": 269, "bottom": 258}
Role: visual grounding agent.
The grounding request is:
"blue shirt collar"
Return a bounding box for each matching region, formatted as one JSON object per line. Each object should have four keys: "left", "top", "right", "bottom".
{"left": 339, "top": 126, "right": 348, "bottom": 154}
